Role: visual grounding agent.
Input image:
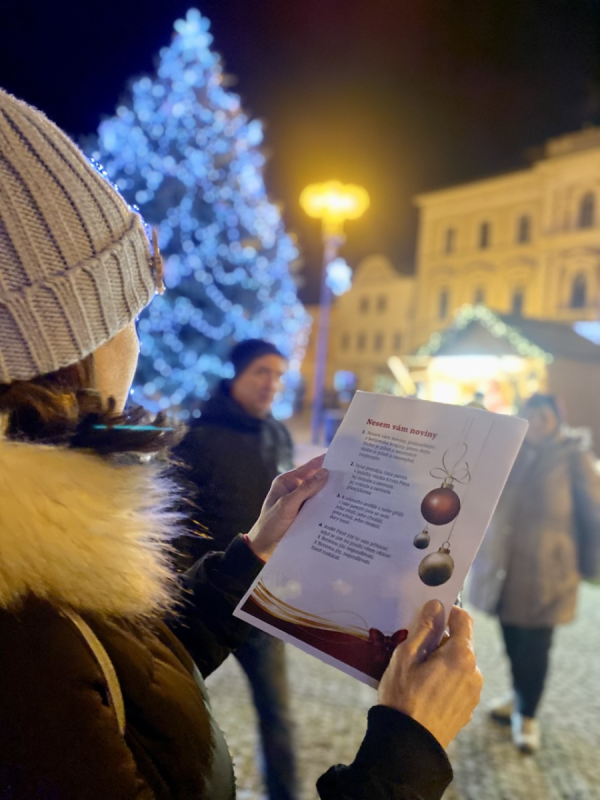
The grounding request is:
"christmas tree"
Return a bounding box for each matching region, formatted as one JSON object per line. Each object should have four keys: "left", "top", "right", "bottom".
{"left": 88, "top": 8, "right": 309, "bottom": 419}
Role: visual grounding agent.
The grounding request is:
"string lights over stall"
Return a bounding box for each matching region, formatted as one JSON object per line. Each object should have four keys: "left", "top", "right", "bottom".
{"left": 414, "top": 305, "right": 553, "bottom": 412}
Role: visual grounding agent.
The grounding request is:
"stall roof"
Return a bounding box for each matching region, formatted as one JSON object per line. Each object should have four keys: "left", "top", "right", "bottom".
{"left": 417, "top": 306, "right": 600, "bottom": 362}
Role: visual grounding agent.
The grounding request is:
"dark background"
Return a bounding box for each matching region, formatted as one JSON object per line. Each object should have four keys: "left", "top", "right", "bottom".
{"left": 1, "top": 0, "right": 600, "bottom": 301}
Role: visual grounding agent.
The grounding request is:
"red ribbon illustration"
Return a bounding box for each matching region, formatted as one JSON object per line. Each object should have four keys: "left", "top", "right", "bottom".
{"left": 241, "top": 582, "right": 410, "bottom": 682}
{"left": 368, "top": 628, "right": 408, "bottom": 652}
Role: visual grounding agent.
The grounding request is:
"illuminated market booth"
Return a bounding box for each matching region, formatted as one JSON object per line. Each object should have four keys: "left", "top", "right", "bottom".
{"left": 407, "top": 306, "right": 600, "bottom": 443}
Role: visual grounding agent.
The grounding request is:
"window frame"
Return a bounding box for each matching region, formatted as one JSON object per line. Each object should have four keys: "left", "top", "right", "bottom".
{"left": 444, "top": 227, "right": 456, "bottom": 254}
{"left": 570, "top": 273, "right": 587, "bottom": 309}
{"left": 578, "top": 192, "right": 595, "bottom": 229}
{"left": 516, "top": 214, "right": 531, "bottom": 244}
{"left": 474, "top": 286, "right": 486, "bottom": 305}
{"left": 478, "top": 221, "right": 491, "bottom": 249}
{"left": 511, "top": 287, "right": 525, "bottom": 316}
{"left": 438, "top": 288, "right": 450, "bottom": 320}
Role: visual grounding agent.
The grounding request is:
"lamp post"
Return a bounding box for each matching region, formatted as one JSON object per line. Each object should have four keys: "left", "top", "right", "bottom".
{"left": 300, "top": 181, "right": 369, "bottom": 444}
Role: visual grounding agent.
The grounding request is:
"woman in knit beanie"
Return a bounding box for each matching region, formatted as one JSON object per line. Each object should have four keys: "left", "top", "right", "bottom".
{"left": 0, "top": 88, "right": 481, "bottom": 799}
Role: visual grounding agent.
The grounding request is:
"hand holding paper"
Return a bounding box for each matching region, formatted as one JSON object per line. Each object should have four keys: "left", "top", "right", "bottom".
{"left": 236, "top": 392, "right": 527, "bottom": 687}
{"left": 378, "top": 600, "right": 483, "bottom": 748}
{"left": 246, "top": 455, "right": 329, "bottom": 561}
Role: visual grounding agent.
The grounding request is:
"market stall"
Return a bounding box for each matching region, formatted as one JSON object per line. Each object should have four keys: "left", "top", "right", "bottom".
{"left": 408, "top": 305, "right": 600, "bottom": 444}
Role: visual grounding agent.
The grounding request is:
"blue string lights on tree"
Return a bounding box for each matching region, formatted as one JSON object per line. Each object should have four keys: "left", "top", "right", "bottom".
{"left": 87, "top": 8, "right": 309, "bottom": 419}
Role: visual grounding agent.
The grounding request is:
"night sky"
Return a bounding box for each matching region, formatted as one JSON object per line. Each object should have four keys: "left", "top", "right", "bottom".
{"left": 1, "top": 0, "right": 600, "bottom": 301}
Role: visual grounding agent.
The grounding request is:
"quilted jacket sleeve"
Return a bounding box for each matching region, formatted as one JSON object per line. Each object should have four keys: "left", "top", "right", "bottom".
{"left": 317, "top": 707, "right": 453, "bottom": 800}
{"left": 0, "top": 603, "right": 154, "bottom": 800}
{"left": 169, "top": 535, "right": 264, "bottom": 677}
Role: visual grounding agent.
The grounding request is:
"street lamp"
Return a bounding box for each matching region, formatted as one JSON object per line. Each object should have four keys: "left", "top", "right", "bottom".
{"left": 326, "top": 257, "right": 353, "bottom": 296}
{"left": 300, "top": 180, "right": 370, "bottom": 444}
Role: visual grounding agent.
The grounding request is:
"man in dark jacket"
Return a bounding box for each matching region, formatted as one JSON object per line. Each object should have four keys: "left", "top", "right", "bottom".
{"left": 175, "top": 339, "right": 298, "bottom": 800}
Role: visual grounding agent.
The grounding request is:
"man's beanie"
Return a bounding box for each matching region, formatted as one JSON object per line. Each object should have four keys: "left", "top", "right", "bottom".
{"left": 0, "top": 88, "right": 160, "bottom": 384}
{"left": 230, "top": 339, "right": 285, "bottom": 378}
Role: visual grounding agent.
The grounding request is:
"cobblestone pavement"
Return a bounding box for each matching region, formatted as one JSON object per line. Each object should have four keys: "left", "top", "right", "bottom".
{"left": 207, "top": 584, "right": 600, "bottom": 800}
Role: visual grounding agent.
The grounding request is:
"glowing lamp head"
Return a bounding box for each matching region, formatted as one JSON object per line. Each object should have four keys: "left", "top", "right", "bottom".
{"left": 326, "top": 257, "right": 353, "bottom": 296}
{"left": 300, "top": 181, "right": 369, "bottom": 234}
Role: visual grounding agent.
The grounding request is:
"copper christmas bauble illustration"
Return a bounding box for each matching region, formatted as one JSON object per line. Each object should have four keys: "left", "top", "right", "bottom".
{"left": 421, "top": 486, "right": 461, "bottom": 526}
{"left": 418, "top": 544, "right": 455, "bottom": 587}
{"left": 413, "top": 529, "right": 430, "bottom": 549}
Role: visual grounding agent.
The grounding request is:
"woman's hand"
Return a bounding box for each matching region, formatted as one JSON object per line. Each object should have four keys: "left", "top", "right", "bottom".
{"left": 378, "top": 600, "right": 483, "bottom": 749}
{"left": 246, "top": 455, "right": 329, "bottom": 561}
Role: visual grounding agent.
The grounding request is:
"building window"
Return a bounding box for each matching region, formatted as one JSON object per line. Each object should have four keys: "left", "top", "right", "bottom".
{"left": 341, "top": 332, "right": 350, "bottom": 351}
{"left": 478, "top": 221, "right": 491, "bottom": 249}
{"left": 377, "top": 294, "right": 387, "bottom": 312}
{"left": 359, "top": 295, "right": 370, "bottom": 313}
{"left": 444, "top": 227, "right": 456, "bottom": 254}
{"left": 374, "top": 332, "right": 384, "bottom": 352}
{"left": 474, "top": 286, "right": 485, "bottom": 305}
{"left": 357, "top": 332, "right": 367, "bottom": 351}
{"left": 438, "top": 288, "right": 449, "bottom": 320}
{"left": 570, "top": 273, "right": 587, "bottom": 308}
{"left": 512, "top": 288, "right": 525, "bottom": 316}
{"left": 393, "top": 331, "right": 403, "bottom": 351}
{"left": 578, "top": 193, "right": 595, "bottom": 229}
{"left": 517, "top": 215, "right": 531, "bottom": 244}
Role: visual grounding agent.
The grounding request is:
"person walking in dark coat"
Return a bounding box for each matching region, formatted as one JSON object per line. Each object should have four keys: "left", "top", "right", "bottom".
{"left": 175, "top": 339, "right": 299, "bottom": 800}
{"left": 0, "top": 86, "right": 484, "bottom": 800}
{"left": 469, "top": 394, "right": 600, "bottom": 754}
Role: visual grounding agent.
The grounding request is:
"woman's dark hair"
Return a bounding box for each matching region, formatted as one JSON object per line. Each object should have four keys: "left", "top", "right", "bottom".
{"left": 0, "top": 356, "right": 181, "bottom": 456}
{"left": 522, "top": 393, "right": 562, "bottom": 423}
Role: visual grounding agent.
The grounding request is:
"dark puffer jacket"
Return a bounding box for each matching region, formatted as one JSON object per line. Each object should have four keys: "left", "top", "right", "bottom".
{"left": 174, "top": 380, "right": 295, "bottom": 563}
{"left": 0, "top": 433, "right": 453, "bottom": 800}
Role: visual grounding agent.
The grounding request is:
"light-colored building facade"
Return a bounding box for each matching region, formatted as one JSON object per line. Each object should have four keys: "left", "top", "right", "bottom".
{"left": 306, "top": 126, "right": 600, "bottom": 403}
{"left": 326, "top": 254, "right": 415, "bottom": 395}
{"left": 413, "top": 126, "right": 600, "bottom": 348}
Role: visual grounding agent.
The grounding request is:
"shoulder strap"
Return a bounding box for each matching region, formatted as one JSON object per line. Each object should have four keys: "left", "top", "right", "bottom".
{"left": 62, "top": 608, "right": 126, "bottom": 736}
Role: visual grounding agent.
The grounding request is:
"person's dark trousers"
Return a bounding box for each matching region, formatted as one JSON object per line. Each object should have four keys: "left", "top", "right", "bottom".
{"left": 501, "top": 624, "right": 555, "bottom": 718}
{"left": 235, "top": 628, "right": 298, "bottom": 800}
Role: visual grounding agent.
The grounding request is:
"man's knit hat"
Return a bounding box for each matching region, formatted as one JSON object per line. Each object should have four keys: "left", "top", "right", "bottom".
{"left": 0, "top": 88, "right": 161, "bottom": 384}
{"left": 230, "top": 339, "right": 285, "bottom": 378}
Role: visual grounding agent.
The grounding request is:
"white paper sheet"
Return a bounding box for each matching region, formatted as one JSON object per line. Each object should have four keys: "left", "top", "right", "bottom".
{"left": 234, "top": 392, "right": 527, "bottom": 687}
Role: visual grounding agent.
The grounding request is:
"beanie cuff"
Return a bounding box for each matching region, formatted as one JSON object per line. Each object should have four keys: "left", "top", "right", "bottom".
{"left": 0, "top": 215, "right": 155, "bottom": 383}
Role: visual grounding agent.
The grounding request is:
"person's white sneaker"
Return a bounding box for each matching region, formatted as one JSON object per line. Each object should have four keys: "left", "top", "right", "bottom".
{"left": 488, "top": 692, "right": 514, "bottom": 725}
{"left": 511, "top": 712, "right": 540, "bottom": 754}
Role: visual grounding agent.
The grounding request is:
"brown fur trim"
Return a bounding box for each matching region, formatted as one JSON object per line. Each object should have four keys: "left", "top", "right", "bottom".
{"left": 0, "top": 431, "right": 178, "bottom": 616}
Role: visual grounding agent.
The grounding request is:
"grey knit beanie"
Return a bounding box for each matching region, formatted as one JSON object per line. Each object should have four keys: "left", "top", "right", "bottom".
{"left": 0, "top": 88, "right": 161, "bottom": 384}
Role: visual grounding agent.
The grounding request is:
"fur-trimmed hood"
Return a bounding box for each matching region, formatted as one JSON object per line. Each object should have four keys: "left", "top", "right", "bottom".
{"left": 0, "top": 434, "right": 178, "bottom": 616}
